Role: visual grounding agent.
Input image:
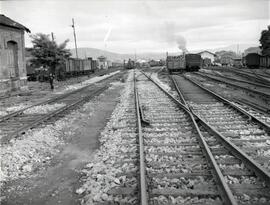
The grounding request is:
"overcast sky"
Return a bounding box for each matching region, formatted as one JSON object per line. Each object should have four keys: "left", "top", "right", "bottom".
{"left": 1, "top": 0, "right": 269, "bottom": 53}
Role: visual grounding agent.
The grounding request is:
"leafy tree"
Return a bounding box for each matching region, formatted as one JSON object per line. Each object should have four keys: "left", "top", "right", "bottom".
{"left": 30, "top": 33, "right": 71, "bottom": 74}
{"left": 259, "top": 25, "right": 270, "bottom": 55}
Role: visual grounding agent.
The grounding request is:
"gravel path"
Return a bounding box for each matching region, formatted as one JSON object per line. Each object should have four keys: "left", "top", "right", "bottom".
{"left": 0, "top": 74, "right": 126, "bottom": 205}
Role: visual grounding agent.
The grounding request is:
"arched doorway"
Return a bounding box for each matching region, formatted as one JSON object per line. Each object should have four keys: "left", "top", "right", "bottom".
{"left": 7, "top": 41, "right": 19, "bottom": 78}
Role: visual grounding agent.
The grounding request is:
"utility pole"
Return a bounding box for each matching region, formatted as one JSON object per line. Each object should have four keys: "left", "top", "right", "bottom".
{"left": 51, "top": 32, "right": 55, "bottom": 41}
{"left": 71, "top": 18, "right": 78, "bottom": 59}
{"left": 50, "top": 32, "right": 55, "bottom": 76}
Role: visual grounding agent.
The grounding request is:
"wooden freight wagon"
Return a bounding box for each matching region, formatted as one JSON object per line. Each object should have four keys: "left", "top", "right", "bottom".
{"left": 83, "top": 58, "right": 93, "bottom": 74}
{"left": 245, "top": 53, "right": 260, "bottom": 69}
{"left": 166, "top": 55, "right": 185, "bottom": 73}
{"left": 185, "top": 54, "right": 201, "bottom": 71}
{"left": 260, "top": 55, "right": 270, "bottom": 68}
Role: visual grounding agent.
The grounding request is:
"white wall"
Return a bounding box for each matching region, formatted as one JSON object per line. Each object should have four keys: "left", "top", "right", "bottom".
{"left": 200, "top": 52, "right": 215, "bottom": 62}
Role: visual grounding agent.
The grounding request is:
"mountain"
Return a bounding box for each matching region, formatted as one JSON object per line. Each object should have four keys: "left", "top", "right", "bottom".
{"left": 204, "top": 44, "right": 258, "bottom": 54}
{"left": 70, "top": 44, "right": 259, "bottom": 61}
{"left": 243, "top": 47, "right": 261, "bottom": 56}
{"left": 70, "top": 47, "right": 166, "bottom": 61}
{"left": 70, "top": 47, "right": 129, "bottom": 62}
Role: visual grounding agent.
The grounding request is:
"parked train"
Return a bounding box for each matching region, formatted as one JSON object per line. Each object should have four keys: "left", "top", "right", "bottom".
{"left": 166, "top": 53, "right": 201, "bottom": 73}
{"left": 124, "top": 59, "right": 135, "bottom": 69}
{"left": 149, "top": 59, "right": 165, "bottom": 67}
{"left": 244, "top": 53, "right": 270, "bottom": 69}
{"left": 27, "top": 58, "right": 98, "bottom": 81}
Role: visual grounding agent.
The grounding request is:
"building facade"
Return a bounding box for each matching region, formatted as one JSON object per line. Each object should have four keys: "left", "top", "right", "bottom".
{"left": 97, "top": 56, "right": 108, "bottom": 69}
{"left": 0, "top": 15, "right": 30, "bottom": 93}
{"left": 197, "top": 51, "right": 216, "bottom": 63}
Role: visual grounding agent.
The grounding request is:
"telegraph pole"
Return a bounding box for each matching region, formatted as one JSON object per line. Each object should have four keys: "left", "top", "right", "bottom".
{"left": 51, "top": 32, "right": 55, "bottom": 41}
{"left": 71, "top": 18, "right": 78, "bottom": 59}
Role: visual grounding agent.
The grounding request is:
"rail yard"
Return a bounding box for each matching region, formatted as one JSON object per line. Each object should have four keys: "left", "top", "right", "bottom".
{"left": 1, "top": 1, "right": 270, "bottom": 205}
{"left": 0, "top": 65, "right": 269, "bottom": 205}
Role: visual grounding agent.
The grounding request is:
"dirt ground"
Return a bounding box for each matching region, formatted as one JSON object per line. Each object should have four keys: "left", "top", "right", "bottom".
{"left": 1, "top": 80, "right": 125, "bottom": 205}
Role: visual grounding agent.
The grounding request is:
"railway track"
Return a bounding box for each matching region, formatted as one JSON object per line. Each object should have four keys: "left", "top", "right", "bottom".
{"left": 134, "top": 70, "right": 270, "bottom": 205}
{"left": 210, "top": 71, "right": 270, "bottom": 91}
{"left": 0, "top": 72, "right": 123, "bottom": 144}
{"left": 194, "top": 72, "right": 270, "bottom": 99}
{"left": 181, "top": 73, "right": 270, "bottom": 123}
{"left": 210, "top": 68, "right": 270, "bottom": 86}
{"left": 172, "top": 74, "right": 270, "bottom": 172}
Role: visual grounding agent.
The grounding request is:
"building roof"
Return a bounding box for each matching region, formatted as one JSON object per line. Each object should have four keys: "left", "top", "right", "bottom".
{"left": 97, "top": 55, "right": 106, "bottom": 59}
{"left": 0, "top": 14, "right": 30, "bottom": 33}
{"left": 197, "top": 50, "right": 216, "bottom": 56}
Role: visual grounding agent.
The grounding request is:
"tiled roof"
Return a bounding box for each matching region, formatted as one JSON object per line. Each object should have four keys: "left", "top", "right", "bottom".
{"left": 197, "top": 50, "right": 216, "bottom": 56}
{"left": 0, "top": 14, "right": 30, "bottom": 32}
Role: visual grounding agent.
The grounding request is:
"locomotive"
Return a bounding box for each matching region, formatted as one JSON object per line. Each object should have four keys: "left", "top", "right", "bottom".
{"left": 124, "top": 59, "right": 135, "bottom": 69}
{"left": 166, "top": 53, "right": 201, "bottom": 73}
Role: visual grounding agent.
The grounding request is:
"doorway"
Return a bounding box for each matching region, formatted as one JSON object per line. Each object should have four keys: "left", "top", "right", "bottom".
{"left": 7, "top": 41, "right": 19, "bottom": 78}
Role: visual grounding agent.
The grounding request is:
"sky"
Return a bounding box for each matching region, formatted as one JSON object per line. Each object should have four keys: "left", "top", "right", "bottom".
{"left": 1, "top": 0, "right": 269, "bottom": 53}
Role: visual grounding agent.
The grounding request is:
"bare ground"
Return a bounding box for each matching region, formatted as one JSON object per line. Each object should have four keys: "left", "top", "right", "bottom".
{"left": 1, "top": 81, "right": 125, "bottom": 205}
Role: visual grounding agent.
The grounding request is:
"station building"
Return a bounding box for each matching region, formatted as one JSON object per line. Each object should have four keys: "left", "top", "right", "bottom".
{"left": 197, "top": 50, "right": 216, "bottom": 63}
{"left": 97, "top": 55, "right": 108, "bottom": 69}
{"left": 0, "top": 15, "right": 30, "bottom": 93}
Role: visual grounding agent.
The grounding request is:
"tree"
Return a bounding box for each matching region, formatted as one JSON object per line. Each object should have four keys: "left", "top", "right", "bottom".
{"left": 30, "top": 33, "right": 71, "bottom": 74}
{"left": 259, "top": 25, "right": 270, "bottom": 56}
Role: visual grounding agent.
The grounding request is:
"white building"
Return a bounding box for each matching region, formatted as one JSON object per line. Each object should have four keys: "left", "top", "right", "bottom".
{"left": 197, "top": 50, "right": 216, "bottom": 63}
{"left": 97, "top": 56, "right": 108, "bottom": 70}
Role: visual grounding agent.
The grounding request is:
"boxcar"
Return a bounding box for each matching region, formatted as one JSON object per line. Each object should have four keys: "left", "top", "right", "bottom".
{"left": 260, "top": 55, "right": 270, "bottom": 68}
{"left": 166, "top": 55, "right": 185, "bottom": 73}
{"left": 185, "top": 54, "right": 201, "bottom": 71}
{"left": 245, "top": 53, "right": 260, "bottom": 69}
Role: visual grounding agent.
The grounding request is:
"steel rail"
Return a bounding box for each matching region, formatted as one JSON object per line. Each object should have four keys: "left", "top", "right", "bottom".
{"left": 141, "top": 71, "right": 238, "bottom": 205}
{"left": 196, "top": 72, "right": 270, "bottom": 98}
{"left": 182, "top": 75, "right": 270, "bottom": 132}
{"left": 210, "top": 71, "right": 270, "bottom": 89}
{"left": 171, "top": 75, "right": 270, "bottom": 186}
{"left": 225, "top": 68, "right": 270, "bottom": 85}
{"left": 1, "top": 86, "right": 107, "bottom": 144}
{"left": 234, "top": 98, "right": 269, "bottom": 114}
{"left": 246, "top": 70, "right": 270, "bottom": 84}
{"left": 0, "top": 72, "right": 120, "bottom": 123}
{"left": 133, "top": 71, "right": 148, "bottom": 205}
{"left": 169, "top": 75, "right": 187, "bottom": 106}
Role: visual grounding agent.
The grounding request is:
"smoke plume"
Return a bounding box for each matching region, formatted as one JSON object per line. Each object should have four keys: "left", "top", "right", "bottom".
{"left": 162, "top": 22, "right": 187, "bottom": 53}
{"left": 176, "top": 35, "right": 187, "bottom": 53}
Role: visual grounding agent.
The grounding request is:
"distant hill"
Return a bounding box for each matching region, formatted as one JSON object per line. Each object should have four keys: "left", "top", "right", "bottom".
{"left": 70, "top": 44, "right": 259, "bottom": 61}
{"left": 70, "top": 47, "right": 129, "bottom": 62}
{"left": 243, "top": 47, "right": 261, "bottom": 56}
{"left": 203, "top": 44, "right": 258, "bottom": 54}
{"left": 70, "top": 48, "right": 167, "bottom": 61}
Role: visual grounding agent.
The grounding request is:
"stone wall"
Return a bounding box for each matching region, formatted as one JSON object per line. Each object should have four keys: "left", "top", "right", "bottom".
{"left": 0, "top": 25, "right": 27, "bottom": 93}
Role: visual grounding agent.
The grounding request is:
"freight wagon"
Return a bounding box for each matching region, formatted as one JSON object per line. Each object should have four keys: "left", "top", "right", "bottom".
{"left": 260, "top": 55, "right": 270, "bottom": 68}
{"left": 167, "top": 55, "right": 185, "bottom": 73}
{"left": 241, "top": 53, "right": 270, "bottom": 69}
{"left": 245, "top": 53, "right": 260, "bottom": 69}
{"left": 185, "top": 54, "right": 201, "bottom": 71}
{"left": 27, "top": 57, "right": 97, "bottom": 81}
{"left": 166, "top": 53, "right": 201, "bottom": 73}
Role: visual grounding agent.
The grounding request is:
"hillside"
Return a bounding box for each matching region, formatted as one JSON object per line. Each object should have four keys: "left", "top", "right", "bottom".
{"left": 70, "top": 48, "right": 167, "bottom": 61}
{"left": 70, "top": 44, "right": 258, "bottom": 61}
